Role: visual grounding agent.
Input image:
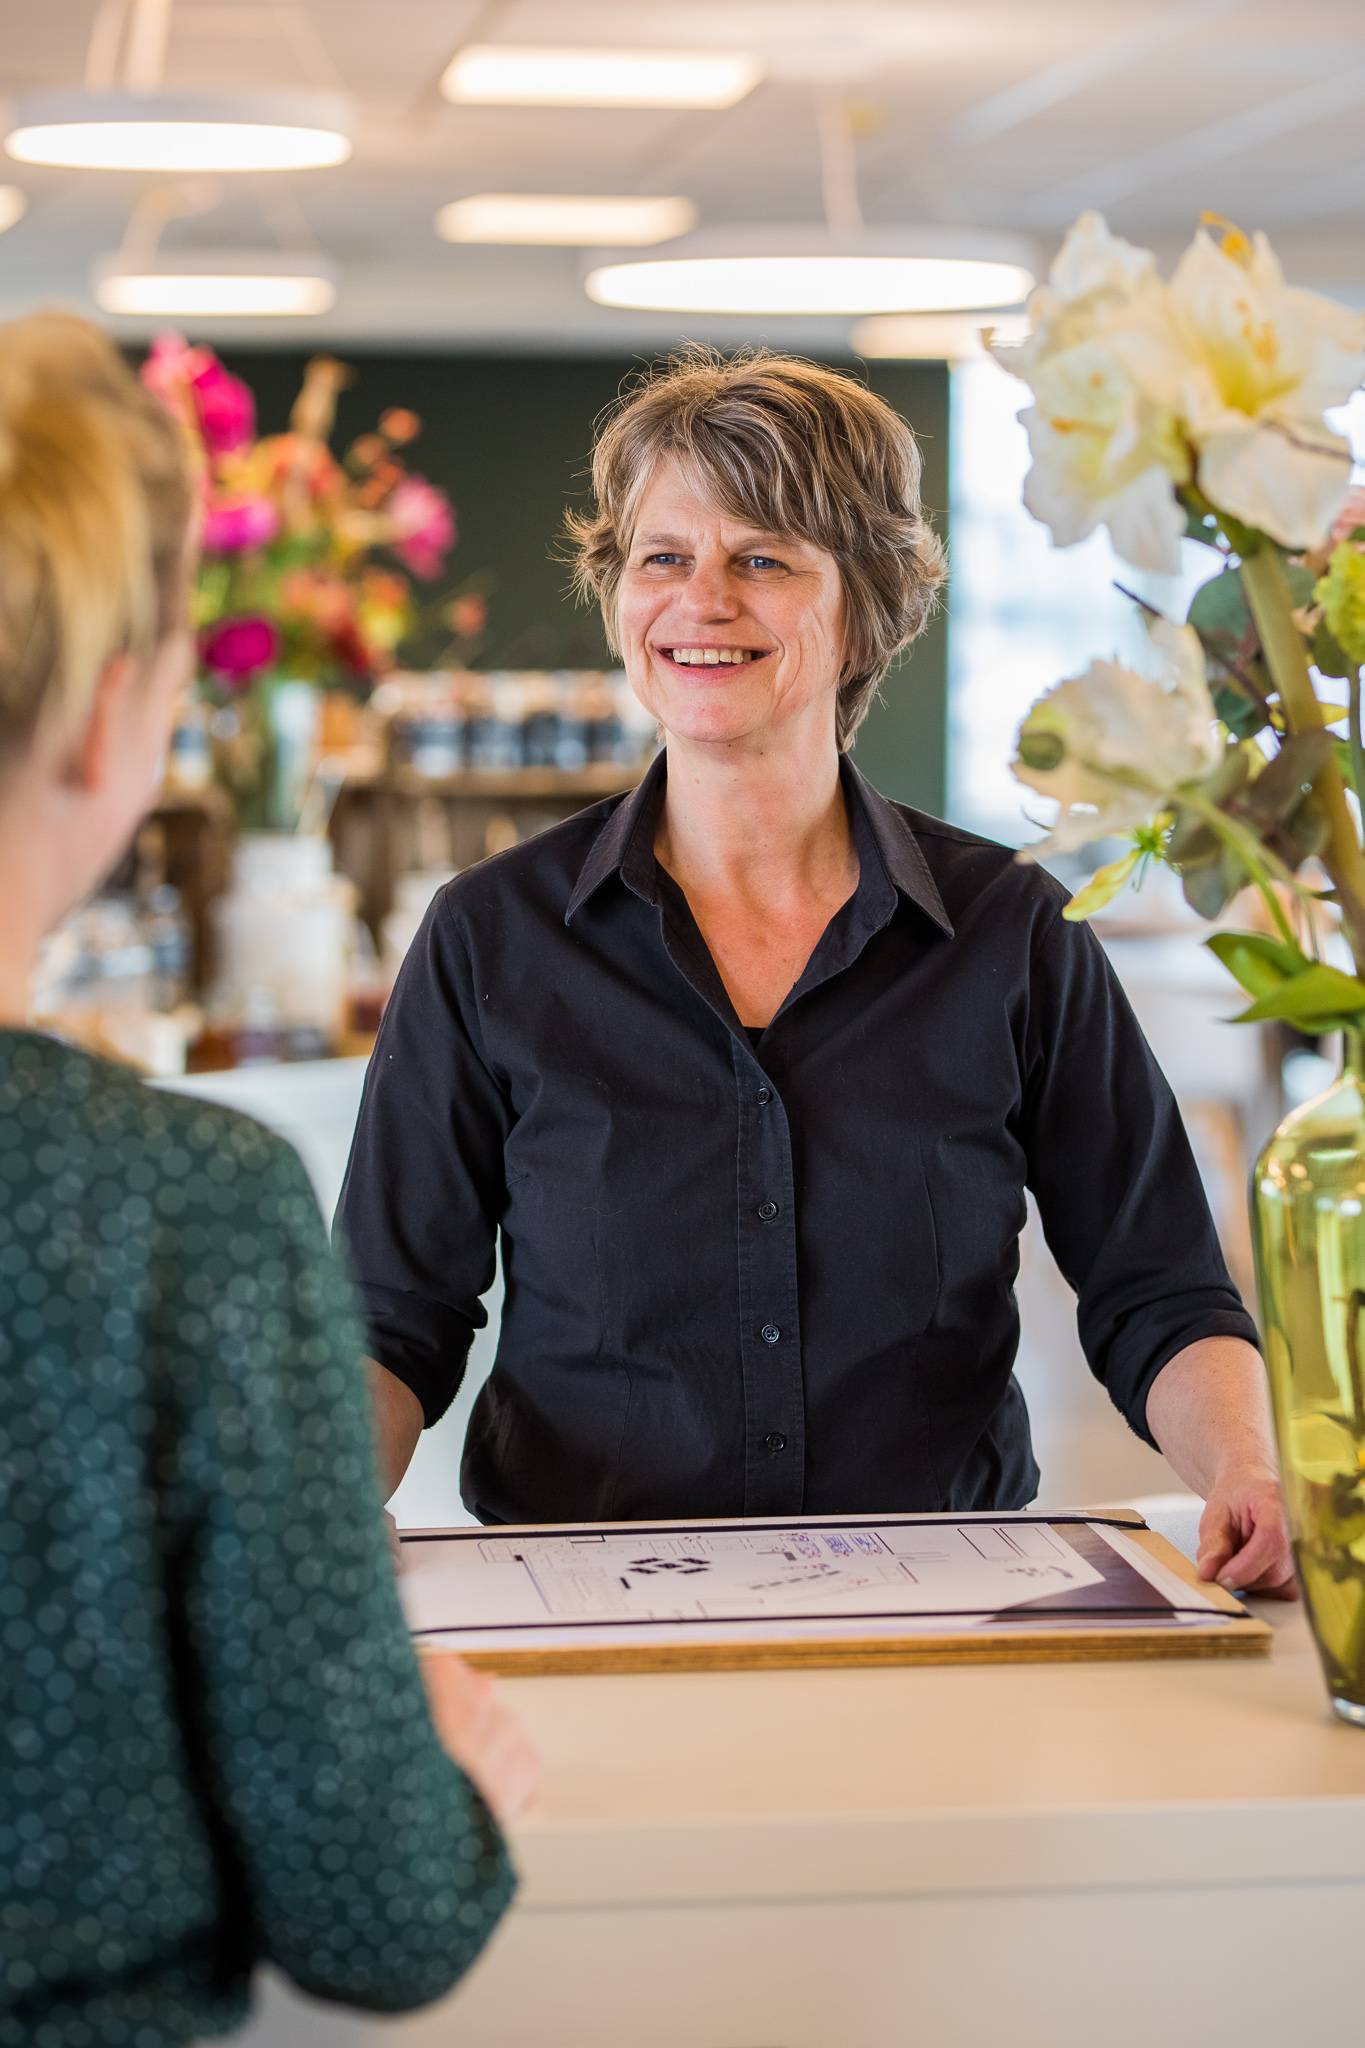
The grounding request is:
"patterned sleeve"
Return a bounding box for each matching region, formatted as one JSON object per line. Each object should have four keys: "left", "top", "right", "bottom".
{"left": 154, "top": 1116, "right": 516, "bottom": 2012}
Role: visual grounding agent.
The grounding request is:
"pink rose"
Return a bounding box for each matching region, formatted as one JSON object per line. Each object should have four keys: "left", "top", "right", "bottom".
{"left": 141, "top": 332, "right": 202, "bottom": 403}
{"left": 141, "top": 333, "right": 255, "bottom": 456}
{"left": 389, "top": 475, "right": 455, "bottom": 579}
{"left": 200, "top": 615, "right": 279, "bottom": 686}
{"left": 201, "top": 492, "right": 279, "bottom": 553}
{"left": 191, "top": 359, "right": 254, "bottom": 456}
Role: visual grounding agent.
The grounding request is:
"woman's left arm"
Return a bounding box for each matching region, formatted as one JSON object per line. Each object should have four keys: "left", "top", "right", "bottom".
{"left": 1019, "top": 895, "right": 1294, "bottom": 1598}
{"left": 1145, "top": 1334, "right": 1297, "bottom": 1597}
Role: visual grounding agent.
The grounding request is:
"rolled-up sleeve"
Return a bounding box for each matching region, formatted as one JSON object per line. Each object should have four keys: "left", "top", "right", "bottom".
{"left": 335, "top": 888, "right": 512, "bottom": 1427}
{"left": 161, "top": 1137, "right": 515, "bottom": 2010}
{"left": 1020, "top": 900, "right": 1260, "bottom": 1445}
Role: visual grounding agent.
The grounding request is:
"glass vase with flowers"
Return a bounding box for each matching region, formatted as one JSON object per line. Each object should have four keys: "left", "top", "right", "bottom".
{"left": 997, "top": 211, "right": 1365, "bottom": 1720}
{"left": 142, "top": 337, "right": 456, "bottom": 830}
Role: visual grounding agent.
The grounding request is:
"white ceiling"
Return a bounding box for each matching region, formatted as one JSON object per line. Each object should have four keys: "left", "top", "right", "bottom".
{"left": 1, "top": 0, "right": 1362, "bottom": 350}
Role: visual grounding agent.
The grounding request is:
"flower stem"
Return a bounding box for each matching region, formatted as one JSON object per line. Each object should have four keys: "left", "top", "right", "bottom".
{"left": 1349, "top": 665, "right": 1365, "bottom": 831}
{"left": 1240, "top": 545, "right": 1365, "bottom": 972}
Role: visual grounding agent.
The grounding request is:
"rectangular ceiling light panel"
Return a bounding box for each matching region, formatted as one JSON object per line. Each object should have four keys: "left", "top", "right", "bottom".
{"left": 436, "top": 193, "right": 697, "bottom": 245}
{"left": 440, "top": 44, "right": 762, "bottom": 109}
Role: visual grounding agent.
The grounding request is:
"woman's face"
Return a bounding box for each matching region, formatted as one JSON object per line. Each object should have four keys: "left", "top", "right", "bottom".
{"left": 616, "top": 456, "right": 846, "bottom": 753}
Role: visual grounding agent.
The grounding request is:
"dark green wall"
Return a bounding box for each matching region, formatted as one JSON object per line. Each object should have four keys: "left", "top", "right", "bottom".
{"left": 208, "top": 349, "right": 950, "bottom": 815}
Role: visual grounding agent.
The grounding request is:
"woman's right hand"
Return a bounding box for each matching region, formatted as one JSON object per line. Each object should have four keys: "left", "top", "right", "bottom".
{"left": 419, "top": 1652, "right": 541, "bottom": 1826}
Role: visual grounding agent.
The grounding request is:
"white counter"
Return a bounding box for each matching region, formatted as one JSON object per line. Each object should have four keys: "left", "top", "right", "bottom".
{"left": 244, "top": 1595, "right": 1365, "bottom": 2048}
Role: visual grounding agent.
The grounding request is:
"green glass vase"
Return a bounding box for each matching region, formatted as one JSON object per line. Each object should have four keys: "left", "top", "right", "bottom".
{"left": 1252, "top": 1031, "right": 1365, "bottom": 1726}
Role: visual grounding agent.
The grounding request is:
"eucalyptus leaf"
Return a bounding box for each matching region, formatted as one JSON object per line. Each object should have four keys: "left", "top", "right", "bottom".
{"left": 1189, "top": 566, "right": 1252, "bottom": 639}
{"left": 1212, "top": 682, "right": 1270, "bottom": 739}
{"left": 1179, "top": 845, "right": 1247, "bottom": 920}
{"left": 1239, "top": 729, "right": 1331, "bottom": 829}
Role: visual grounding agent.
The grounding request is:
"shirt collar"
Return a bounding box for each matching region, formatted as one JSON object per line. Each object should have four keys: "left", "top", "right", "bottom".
{"left": 564, "top": 746, "right": 954, "bottom": 939}
{"left": 839, "top": 757, "right": 954, "bottom": 938}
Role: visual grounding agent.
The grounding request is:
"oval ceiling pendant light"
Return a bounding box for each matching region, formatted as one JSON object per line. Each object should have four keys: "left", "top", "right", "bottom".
{"left": 6, "top": 88, "right": 353, "bottom": 174}
{"left": 92, "top": 249, "right": 338, "bottom": 318}
{"left": 585, "top": 229, "right": 1035, "bottom": 318}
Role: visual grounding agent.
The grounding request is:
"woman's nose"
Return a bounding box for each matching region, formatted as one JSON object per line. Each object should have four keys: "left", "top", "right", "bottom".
{"left": 680, "top": 563, "right": 741, "bottom": 618}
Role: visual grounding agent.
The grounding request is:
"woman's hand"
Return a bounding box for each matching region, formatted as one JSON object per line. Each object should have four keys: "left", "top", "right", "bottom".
{"left": 1195, "top": 1459, "right": 1298, "bottom": 1598}
{"left": 419, "top": 1652, "right": 542, "bottom": 1825}
{"left": 1146, "top": 1337, "right": 1297, "bottom": 1598}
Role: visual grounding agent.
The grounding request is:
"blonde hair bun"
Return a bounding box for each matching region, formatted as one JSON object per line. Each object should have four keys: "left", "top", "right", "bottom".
{"left": 0, "top": 311, "right": 193, "bottom": 760}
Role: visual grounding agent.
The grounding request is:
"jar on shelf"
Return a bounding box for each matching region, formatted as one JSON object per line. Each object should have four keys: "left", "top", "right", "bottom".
{"left": 386, "top": 671, "right": 466, "bottom": 778}
{"left": 206, "top": 833, "right": 357, "bottom": 1063}
{"left": 520, "top": 674, "right": 562, "bottom": 767}
{"left": 575, "top": 674, "right": 625, "bottom": 763}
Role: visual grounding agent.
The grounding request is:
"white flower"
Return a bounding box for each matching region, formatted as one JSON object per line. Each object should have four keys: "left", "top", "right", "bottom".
{"left": 1013, "top": 620, "right": 1219, "bottom": 858}
{"left": 999, "top": 211, "right": 1365, "bottom": 565}
{"left": 1012, "top": 211, "right": 1156, "bottom": 375}
{"left": 997, "top": 214, "right": 1190, "bottom": 572}
{"left": 1020, "top": 342, "right": 1190, "bottom": 572}
{"left": 1161, "top": 227, "right": 1363, "bottom": 549}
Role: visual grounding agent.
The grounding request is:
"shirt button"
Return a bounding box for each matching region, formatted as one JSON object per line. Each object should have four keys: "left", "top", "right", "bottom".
{"left": 756, "top": 1086, "right": 772, "bottom": 1106}
{"left": 760, "top": 1323, "right": 781, "bottom": 1345}
{"left": 757, "top": 1201, "right": 779, "bottom": 1222}
{"left": 764, "top": 1432, "right": 787, "bottom": 1453}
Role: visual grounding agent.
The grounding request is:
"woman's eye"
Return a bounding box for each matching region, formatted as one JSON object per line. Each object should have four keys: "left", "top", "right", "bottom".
{"left": 643, "top": 552, "right": 684, "bottom": 567}
{"left": 744, "top": 555, "right": 784, "bottom": 571}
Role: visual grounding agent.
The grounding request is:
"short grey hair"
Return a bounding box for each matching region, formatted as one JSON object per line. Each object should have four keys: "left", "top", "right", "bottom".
{"left": 565, "top": 346, "right": 947, "bottom": 749}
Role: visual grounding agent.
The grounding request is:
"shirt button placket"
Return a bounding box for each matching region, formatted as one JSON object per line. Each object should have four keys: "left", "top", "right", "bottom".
{"left": 740, "top": 1057, "right": 802, "bottom": 1516}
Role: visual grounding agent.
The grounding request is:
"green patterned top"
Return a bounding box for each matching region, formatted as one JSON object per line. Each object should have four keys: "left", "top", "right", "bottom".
{"left": 0, "top": 1031, "right": 515, "bottom": 2048}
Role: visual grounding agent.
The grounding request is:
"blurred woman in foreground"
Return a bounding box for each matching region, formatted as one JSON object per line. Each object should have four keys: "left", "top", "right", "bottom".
{"left": 0, "top": 312, "right": 535, "bottom": 2048}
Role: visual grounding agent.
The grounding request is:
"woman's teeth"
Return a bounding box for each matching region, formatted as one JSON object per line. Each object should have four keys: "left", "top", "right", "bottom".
{"left": 667, "top": 648, "right": 758, "bottom": 665}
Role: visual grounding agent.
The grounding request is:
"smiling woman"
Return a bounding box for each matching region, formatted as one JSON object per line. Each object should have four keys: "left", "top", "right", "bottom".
{"left": 567, "top": 345, "right": 944, "bottom": 750}
{"left": 337, "top": 347, "right": 1290, "bottom": 1605}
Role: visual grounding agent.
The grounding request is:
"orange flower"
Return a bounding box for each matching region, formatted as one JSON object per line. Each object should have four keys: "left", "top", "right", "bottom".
{"left": 380, "top": 407, "right": 420, "bottom": 444}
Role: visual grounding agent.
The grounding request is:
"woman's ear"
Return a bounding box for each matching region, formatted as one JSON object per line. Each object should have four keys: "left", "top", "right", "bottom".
{"left": 58, "top": 652, "right": 138, "bottom": 795}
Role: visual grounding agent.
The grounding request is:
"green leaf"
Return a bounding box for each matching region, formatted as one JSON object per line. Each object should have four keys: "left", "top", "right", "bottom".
{"left": 1212, "top": 681, "right": 1270, "bottom": 739}
{"left": 1167, "top": 793, "right": 1246, "bottom": 918}
{"left": 1237, "top": 729, "right": 1331, "bottom": 831}
{"left": 1276, "top": 554, "right": 1319, "bottom": 608}
{"left": 1232, "top": 963, "right": 1365, "bottom": 1025}
{"left": 1175, "top": 837, "right": 1248, "bottom": 919}
{"left": 1205, "top": 930, "right": 1310, "bottom": 1000}
{"left": 1312, "top": 617, "right": 1356, "bottom": 681}
{"left": 1189, "top": 566, "right": 1262, "bottom": 659}
{"left": 1063, "top": 849, "right": 1142, "bottom": 922}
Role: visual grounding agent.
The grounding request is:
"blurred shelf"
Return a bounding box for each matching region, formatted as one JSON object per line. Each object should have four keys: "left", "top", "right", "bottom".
{"left": 384, "top": 763, "right": 640, "bottom": 801}
{"left": 151, "top": 783, "right": 235, "bottom": 819}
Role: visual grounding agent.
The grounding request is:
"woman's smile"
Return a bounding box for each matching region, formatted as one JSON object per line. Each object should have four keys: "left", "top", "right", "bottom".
{"left": 653, "top": 642, "right": 775, "bottom": 677}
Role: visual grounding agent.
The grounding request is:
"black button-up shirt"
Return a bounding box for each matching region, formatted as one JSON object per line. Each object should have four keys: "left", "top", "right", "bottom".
{"left": 335, "top": 752, "right": 1257, "bottom": 1524}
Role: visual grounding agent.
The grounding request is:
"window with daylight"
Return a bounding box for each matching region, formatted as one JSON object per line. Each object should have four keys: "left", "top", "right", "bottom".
{"left": 944, "top": 357, "right": 1214, "bottom": 853}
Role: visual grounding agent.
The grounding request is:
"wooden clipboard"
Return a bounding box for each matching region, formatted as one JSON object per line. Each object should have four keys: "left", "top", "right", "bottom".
{"left": 405, "top": 1511, "right": 1274, "bottom": 1677}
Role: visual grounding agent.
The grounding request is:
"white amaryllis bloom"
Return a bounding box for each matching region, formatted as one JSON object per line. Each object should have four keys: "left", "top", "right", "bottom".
{"left": 1021, "top": 342, "right": 1191, "bottom": 572}
{"left": 999, "top": 212, "right": 1365, "bottom": 566}
{"left": 1013, "top": 620, "right": 1219, "bottom": 858}
{"left": 1013, "top": 211, "right": 1155, "bottom": 372}
{"left": 1160, "top": 227, "right": 1363, "bottom": 549}
{"left": 998, "top": 213, "right": 1191, "bottom": 573}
